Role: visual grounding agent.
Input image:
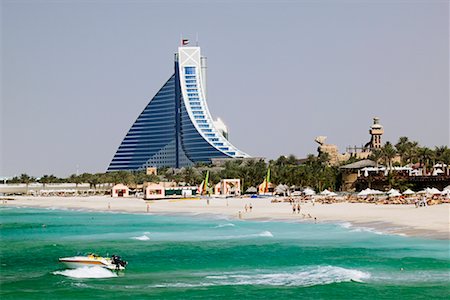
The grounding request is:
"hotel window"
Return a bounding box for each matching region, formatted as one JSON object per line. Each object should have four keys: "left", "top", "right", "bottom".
{"left": 185, "top": 67, "right": 196, "bottom": 75}
{"left": 185, "top": 75, "right": 196, "bottom": 79}
{"left": 197, "top": 120, "right": 207, "bottom": 124}
{"left": 194, "top": 115, "right": 205, "bottom": 119}
{"left": 186, "top": 80, "right": 196, "bottom": 84}
{"left": 187, "top": 89, "right": 197, "bottom": 93}
{"left": 186, "top": 84, "right": 197, "bottom": 88}
{"left": 190, "top": 102, "right": 201, "bottom": 106}
{"left": 199, "top": 124, "right": 209, "bottom": 128}
{"left": 203, "top": 129, "right": 212, "bottom": 132}
{"left": 206, "top": 133, "right": 215, "bottom": 137}
{"left": 191, "top": 106, "right": 202, "bottom": 110}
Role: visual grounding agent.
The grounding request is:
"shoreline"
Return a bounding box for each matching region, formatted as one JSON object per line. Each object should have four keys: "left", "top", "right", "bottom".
{"left": 1, "top": 196, "right": 449, "bottom": 240}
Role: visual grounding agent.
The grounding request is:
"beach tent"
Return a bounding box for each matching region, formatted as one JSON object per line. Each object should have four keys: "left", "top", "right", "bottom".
{"left": 402, "top": 189, "right": 415, "bottom": 195}
{"left": 387, "top": 189, "right": 399, "bottom": 195}
{"left": 328, "top": 192, "right": 338, "bottom": 197}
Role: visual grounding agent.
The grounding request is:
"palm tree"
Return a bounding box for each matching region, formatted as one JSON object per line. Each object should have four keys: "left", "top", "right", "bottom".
{"left": 381, "top": 142, "right": 396, "bottom": 171}
{"left": 418, "top": 147, "right": 434, "bottom": 174}
{"left": 369, "top": 149, "right": 383, "bottom": 167}
{"left": 395, "top": 136, "right": 410, "bottom": 165}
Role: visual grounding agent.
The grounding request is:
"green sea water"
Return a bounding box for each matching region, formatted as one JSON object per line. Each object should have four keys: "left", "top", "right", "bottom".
{"left": 1, "top": 207, "right": 449, "bottom": 299}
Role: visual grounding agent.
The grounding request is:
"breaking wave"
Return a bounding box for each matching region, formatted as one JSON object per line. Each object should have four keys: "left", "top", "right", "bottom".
{"left": 132, "top": 234, "right": 150, "bottom": 241}
{"left": 53, "top": 266, "right": 117, "bottom": 278}
{"left": 214, "top": 223, "right": 236, "bottom": 228}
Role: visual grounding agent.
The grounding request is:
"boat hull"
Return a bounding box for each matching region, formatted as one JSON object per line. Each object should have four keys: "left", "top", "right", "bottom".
{"left": 59, "top": 257, "right": 125, "bottom": 270}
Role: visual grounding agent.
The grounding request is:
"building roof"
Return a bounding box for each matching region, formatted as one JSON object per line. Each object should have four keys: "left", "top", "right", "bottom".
{"left": 339, "top": 159, "right": 378, "bottom": 169}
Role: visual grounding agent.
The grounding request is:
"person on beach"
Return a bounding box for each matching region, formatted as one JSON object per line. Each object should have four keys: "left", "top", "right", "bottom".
{"left": 245, "top": 204, "right": 248, "bottom": 212}
{"left": 238, "top": 211, "right": 242, "bottom": 219}
{"left": 249, "top": 203, "right": 253, "bottom": 212}
{"left": 297, "top": 204, "right": 301, "bottom": 214}
{"left": 292, "top": 205, "right": 296, "bottom": 214}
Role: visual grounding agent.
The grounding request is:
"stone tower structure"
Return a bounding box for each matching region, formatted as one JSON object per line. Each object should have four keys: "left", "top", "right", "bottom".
{"left": 369, "top": 117, "right": 384, "bottom": 149}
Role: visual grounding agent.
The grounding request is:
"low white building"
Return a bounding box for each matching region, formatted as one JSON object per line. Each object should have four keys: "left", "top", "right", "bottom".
{"left": 111, "top": 184, "right": 129, "bottom": 198}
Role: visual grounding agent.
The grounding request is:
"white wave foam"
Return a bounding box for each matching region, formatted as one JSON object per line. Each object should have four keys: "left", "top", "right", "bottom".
{"left": 132, "top": 234, "right": 150, "bottom": 241}
{"left": 338, "top": 222, "right": 385, "bottom": 235}
{"left": 151, "top": 266, "right": 370, "bottom": 288}
{"left": 214, "top": 223, "right": 235, "bottom": 228}
{"left": 53, "top": 266, "right": 117, "bottom": 278}
{"left": 221, "top": 231, "right": 274, "bottom": 239}
{"left": 258, "top": 231, "right": 274, "bottom": 237}
{"left": 339, "top": 222, "right": 353, "bottom": 229}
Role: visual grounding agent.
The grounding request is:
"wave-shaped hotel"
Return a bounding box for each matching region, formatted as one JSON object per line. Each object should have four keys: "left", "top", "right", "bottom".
{"left": 108, "top": 44, "right": 250, "bottom": 171}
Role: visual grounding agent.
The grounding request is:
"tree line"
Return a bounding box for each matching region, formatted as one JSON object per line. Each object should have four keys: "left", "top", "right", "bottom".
{"left": 5, "top": 137, "right": 449, "bottom": 192}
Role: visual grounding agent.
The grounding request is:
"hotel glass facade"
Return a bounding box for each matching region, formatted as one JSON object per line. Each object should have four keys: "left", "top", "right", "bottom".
{"left": 108, "top": 46, "right": 249, "bottom": 171}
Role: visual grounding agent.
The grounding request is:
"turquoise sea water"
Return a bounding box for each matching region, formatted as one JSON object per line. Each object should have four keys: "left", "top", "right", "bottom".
{"left": 1, "top": 207, "right": 449, "bottom": 299}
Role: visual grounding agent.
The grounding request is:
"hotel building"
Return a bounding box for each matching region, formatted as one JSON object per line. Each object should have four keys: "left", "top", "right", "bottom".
{"left": 108, "top": 45, "right": 249, "bottom": 171}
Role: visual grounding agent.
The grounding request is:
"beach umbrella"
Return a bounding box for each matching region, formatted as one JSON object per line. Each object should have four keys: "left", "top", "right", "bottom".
{"left": 246, "top": 186, "right": 257, "bottom": 194}
{"left": 387, "top": 188, "right": 399, "bottom": 194}
{"left": 428, "top": 187, "right": 442, "bottom": 195}
{"left": 328, "top": 192, "right": 338, "bottom": 197}
{"left": 320, "top": 189, "right": 331, "bottom": 196}
{"left": 357, "top": 188, "right": 371, "bottom": 197}
{"left": 389, "top": 190, "right": 402, "bottom": 197}
{"left": 370, "top": 189, "right": 384, "bottom": 195}
{"left": 303, "top": 187, "right": 316, "bottom": 196}
{"left": 402, "top": 189, "right": 415, "bottom": 195}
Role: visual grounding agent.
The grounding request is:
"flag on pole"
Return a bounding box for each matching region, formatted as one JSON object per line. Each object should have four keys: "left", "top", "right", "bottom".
{"left": 182, "top": 39, "right": 189, "bottom": 46}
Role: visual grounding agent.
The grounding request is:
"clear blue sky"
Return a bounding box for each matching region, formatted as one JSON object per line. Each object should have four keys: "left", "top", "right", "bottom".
{"left": 1, "top": 0, "right": 449, "bottom": 177}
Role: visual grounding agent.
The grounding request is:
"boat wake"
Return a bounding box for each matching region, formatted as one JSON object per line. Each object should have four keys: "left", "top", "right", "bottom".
{"left": 53, "top": 266, "right": 117, "bottom": 278}
{"left": 150, "top": 266, "right": 370, "bottom": 288}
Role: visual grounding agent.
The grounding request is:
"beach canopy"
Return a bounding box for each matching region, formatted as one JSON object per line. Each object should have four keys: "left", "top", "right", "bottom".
{"left": 402, "top": 189, "right": 415, "bottom": 195}
{"left": 246, "top": 186, "right": 257, "bottom": 194}
{"left": 387, "top": 188, "right": 399, "bottom": 194}
{"left": 328, "top": 192, "right": 338, "bottom": 197}
{"left": 389, "top": 190, "right": 402, "bottom": 197}
{"left": 274, "top": 184, "right": 289, "bottom": 195}
{"left": 320, "top": 189, "right": 331, "bottom": 196}
{"left": 303, "top": 187, "right": 316, "bottom": 196}
{"left": 357, "top": 188, "right": 384, "bottom": 197}
{"left": 426, "top": 187, "right": 441, "bottom": 195}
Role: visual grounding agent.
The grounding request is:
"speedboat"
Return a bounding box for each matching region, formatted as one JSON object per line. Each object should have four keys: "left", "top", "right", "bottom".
{"left": 59, "top": 253, "right": 127, "bottom": 270}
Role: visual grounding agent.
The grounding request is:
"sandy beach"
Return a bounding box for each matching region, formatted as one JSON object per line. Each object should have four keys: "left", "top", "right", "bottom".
{"left": 2, "top": 196, "right": 449, "bottom": 239}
